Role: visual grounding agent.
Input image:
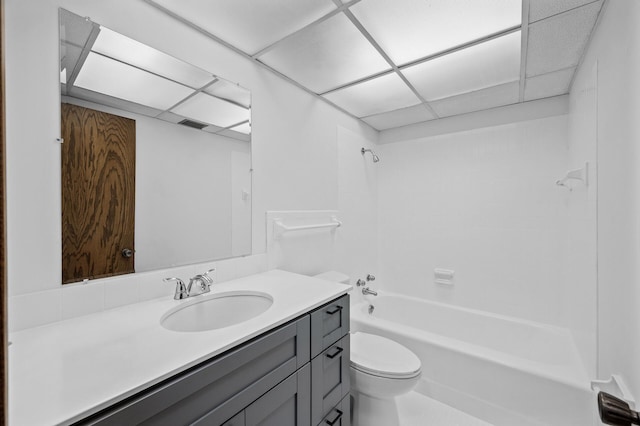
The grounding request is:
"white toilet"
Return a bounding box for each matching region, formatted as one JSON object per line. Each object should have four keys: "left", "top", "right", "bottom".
{"left": 313, "top": 271, "right": 422, "bottom": 426}
{"left": 350, "top": 332, "right": 422, "bottom": 426}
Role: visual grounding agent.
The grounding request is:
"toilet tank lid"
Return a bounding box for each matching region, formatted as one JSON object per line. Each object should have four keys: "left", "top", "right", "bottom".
{"left": 313, "top": 271, "right": 350, "bottom": 284}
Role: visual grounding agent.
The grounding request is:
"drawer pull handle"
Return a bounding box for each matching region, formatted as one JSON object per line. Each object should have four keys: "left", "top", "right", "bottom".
{"left": 325, "top": 409, "right": 343, "bottom": 425}
{"left": 326, "top": 306, "right": 343, "bottom": 315}
{"left": 326, "top": 346, "right": 343, "bottom": 359}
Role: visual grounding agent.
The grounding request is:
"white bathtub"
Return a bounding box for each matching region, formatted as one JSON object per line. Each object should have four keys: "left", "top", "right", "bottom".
{"left": 350, "top": 292, "right": 597, "bottom": 426}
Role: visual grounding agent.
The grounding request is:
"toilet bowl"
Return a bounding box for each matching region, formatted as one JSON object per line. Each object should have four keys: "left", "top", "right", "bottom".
{"left": 350, "top": 332, "right": 422, "bottom": 426}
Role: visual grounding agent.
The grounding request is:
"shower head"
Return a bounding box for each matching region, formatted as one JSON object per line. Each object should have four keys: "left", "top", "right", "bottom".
{"left": 361, "top": 147, "right": 380, "bottom": 163}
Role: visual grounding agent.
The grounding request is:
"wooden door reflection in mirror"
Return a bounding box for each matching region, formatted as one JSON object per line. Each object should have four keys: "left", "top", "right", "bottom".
{"left": 61, "top": 103, "right": 135, "bottom": 284}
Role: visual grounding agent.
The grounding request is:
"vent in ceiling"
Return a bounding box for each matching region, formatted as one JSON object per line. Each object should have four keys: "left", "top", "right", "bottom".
{"left": 178, "top": 118, "right": 208, "bottom": 130}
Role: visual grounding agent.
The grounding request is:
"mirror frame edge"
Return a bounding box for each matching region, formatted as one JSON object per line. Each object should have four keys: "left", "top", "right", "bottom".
{"left": 1, "top": 0, "right": 8, "bottom": 422}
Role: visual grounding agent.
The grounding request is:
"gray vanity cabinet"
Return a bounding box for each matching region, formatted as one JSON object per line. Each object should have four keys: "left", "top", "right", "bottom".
{"left": 310, "top": 295, "right": 350, "bottom": 358}
{"left": 319, "top": 395, "right": 350, "bottom": 426}
{"left": 311, "top": 335, "right": 350, "bottom": 426}
{"left": 219, "top": 365, "right": 311, "bottom": 426}
{"left": 74, "top": 294, "right": 349, "bottom": 426}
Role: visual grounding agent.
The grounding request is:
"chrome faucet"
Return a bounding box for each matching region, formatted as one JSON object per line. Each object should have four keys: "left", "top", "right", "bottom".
{"left": 164, "top": 268, "right": 216, "bottom": 300}
{"left": 188, "top": 268, "right": 216, "bottom": 296}
{"left": 362, "top": 287, "right": 378, "bottom": 296}
{"left": 163, "top": 277, "right": 189, "bottom": 300}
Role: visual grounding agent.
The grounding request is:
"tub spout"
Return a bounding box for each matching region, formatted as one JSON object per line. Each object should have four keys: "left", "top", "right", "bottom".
{"left": 362, "top": 287, "right": 378, "bottom": 296}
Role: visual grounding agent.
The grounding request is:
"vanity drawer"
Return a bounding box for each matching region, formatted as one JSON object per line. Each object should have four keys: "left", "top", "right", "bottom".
{"left": 311, "top": 335, "right": 350, "bottom": 426}
{"left": 77, "top": 316, "right": 310, "bottom": 426}
{"left": 310, "top": 295, "right": 349, "bottom": 358}
{"left": 318, "top": 394, "right": 350, "bottom": 426}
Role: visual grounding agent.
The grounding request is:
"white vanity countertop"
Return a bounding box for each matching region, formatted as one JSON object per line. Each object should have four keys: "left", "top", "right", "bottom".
{"left": 9, "top": 270, "right": 351, "bottom": 426}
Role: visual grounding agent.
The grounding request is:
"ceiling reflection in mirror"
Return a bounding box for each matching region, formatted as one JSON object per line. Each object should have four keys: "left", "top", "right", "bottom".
{"left": 59, "top": 9, "right": 252, "bottom": 281}
{"left": 60, "top": 9, "right": 251, "bottom": 141}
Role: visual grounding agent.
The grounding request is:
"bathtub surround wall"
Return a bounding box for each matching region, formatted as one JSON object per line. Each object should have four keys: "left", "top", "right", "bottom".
{"left": 335, "top": 126, "right": 378, "bottom": 303}
{"left": 377, "top": 115, "right": 570, "bottom": 326}
{"left": 569, "top": 0, "right": 640, "bottom": 400}
{"left": 6, "top": 0, "right": 377, "bottom": 328}
{"left": 565, "top": 62, "right": 598, "bottom": 377}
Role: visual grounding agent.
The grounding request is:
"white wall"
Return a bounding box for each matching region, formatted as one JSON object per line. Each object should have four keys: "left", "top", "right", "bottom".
{"left": 5, "top": 0, "right": 377, "bottom": 327}
{"left": 336, "top": 126, "right": 378, "bottom": 303}
{"left": 571, "top": 0, "right": 640, "bottom": 399}
{"left": 566, "top": 61, "right": 598, "bottom": 377}
{"left": 377, "top": 116, "right": 570, "bottom": 326}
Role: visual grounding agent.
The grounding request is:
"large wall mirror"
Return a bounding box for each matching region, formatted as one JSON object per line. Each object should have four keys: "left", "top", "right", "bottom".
{"left": 59, "top": 9, "right": 252, "bottom": 284}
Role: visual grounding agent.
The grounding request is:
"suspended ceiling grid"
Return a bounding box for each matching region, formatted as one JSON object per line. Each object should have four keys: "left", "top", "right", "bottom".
{"left": 146, "top": 0, "right": 604, "bottom": 131}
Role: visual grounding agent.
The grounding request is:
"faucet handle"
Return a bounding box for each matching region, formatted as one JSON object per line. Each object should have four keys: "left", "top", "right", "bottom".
{"left": 163, "top": 277, "right": 188, "bottom": 300}
{"left": 202, "top": 268, "right": 216, "bottom": 285}
{"left": 356, "top": 279, "right": 366, "bottom": 287}
{"left": 366, "top": 274, "right": 376, "bottom": 281}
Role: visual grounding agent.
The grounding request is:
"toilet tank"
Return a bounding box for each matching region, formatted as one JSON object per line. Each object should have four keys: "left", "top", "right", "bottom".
{"left": 313, "top": 271, "right": 350, "bottom": 284}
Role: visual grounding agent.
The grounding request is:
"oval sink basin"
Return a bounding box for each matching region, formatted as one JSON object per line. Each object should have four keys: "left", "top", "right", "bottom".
{"left": 161, "top": 291, "right": 273, "bottom": 332}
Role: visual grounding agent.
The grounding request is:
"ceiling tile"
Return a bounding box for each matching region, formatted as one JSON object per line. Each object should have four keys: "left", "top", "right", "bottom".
{"left": 361, "top": 104, "right": 435, "bottom": 131}
{"left": 350, "top": 0, "right": 521, "bottom": 65}
{"left": 529, "top": 0, "right": 601, "bottom": 23}
{"left": 60, "top": 8, "right": 95, "bottom": 48}
{"left": 151, "top": 0, "right": 337, "bottom": 55}
{"left": 323, "top": 72, "right": 421, "bottom": 117}
{"left": 74, "top": 52, "right": 195, "bottom": 110}
{"left": 526, "top": 2, "right": 601, "bottom": 77}
{"left": 431, "top": 81, "right": 520, "bottom": 118}
{"left": 258, "top": 13, "right": 391, "bottom": 93}
{"left": 229, "top": 122, "right": 252, "bottom": 135}
{"left": 92, "top": 27, "right": 214, "bottom": 89}
{"left": 171, "top": 93, "right": 250, "bottom": 128}
{"left": 524, "top": 68, "right": 575, "bottom": 101}
{"left": 403, "top": 31, "right": 521, "bottom": 101}
{"left": 204, "top": 79, "right": 251, "bottom": 108}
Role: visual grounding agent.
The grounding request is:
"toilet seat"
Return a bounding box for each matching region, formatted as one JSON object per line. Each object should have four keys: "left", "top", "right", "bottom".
{"left": 350, "top": 332, "right": 421, "bottom": 379}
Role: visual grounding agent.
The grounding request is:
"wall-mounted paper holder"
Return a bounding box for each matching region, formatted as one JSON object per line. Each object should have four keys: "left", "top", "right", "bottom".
{"left": 556, "top": 162, "right": 588, "bottom": 191}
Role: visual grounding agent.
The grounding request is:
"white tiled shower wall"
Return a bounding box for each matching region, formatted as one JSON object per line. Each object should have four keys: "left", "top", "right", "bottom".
{"left": 377, "top": 115, "right": 570, "bottom": 326}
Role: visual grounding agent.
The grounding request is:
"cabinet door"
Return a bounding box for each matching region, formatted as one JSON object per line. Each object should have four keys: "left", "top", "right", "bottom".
{"left": 311, "top": 335, "right": 350, "bottom": 425}
{"left": 222, "top": 411, "right": 245, "bottom": 426}
{"left": 245, "top": 365, "right": 311, "bottom": 426}
{"left": 310, "top": 295, "right": 349, "bottom": 358}
{"left": 318, "top": 395, "right": 350, "bottom": 426}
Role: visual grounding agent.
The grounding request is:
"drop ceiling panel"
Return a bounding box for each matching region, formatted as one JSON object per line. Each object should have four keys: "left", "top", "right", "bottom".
{"left": 171, "top": 92, "right": 250, "bottom": 128}
{"left": 74, "top": 52, "right": 195, "bottom": 110}
{"left": 526, "top": 2, "right": 601, "bottom": 77}
{"left": 92, "top": 27, "right": 214, "bottom": 89}
{"left": 350, "top": 0, "right": 521, "bottom": 65}
{"left": 150, "top": 0, "right": 337, "bottom": 55}
{"left": 431, "top": 81, "right": 520, "bottom": 117}
{"left": 529, "top": 0, "right": 601, "bottom": 23}
{"left": 323, "top": 72, "right": 421, "bottom": 117}
{"left": 361, "top": 104, "right": 435, "bottom": 131}
{"left": 258, "top": 13, "right": 392, "bottom": 94}
{"left": 60, "top": 8, "right": 95, "bottom": 47}
{"left": 403, "top": 31, "right": 521, "bottom": 101}
{"left": 230, "top": 122, "right": 252, "bottom": 135}
{"left": 204, "top": 79, "right": 251, "bottom": 108}
{"left": 524, "top": 67, "right": 575, "bottom": 101}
